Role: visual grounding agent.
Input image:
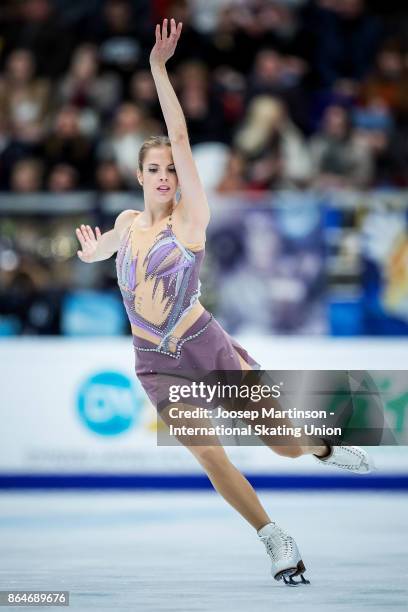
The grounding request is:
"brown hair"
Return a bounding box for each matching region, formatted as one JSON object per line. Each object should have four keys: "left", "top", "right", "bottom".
{"left": 138, "top": 136, "right": 171, "bottom": 171}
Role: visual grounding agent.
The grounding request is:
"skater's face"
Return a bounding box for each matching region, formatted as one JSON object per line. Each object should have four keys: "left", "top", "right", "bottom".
{"left": 138, "top": 146, "right": 178, "bottom": 206}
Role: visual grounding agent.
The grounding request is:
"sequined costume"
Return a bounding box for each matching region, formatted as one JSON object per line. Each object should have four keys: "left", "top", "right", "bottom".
{"left": 116, "top": 209, "right": 261, "bottom": 411}
{"left": 116, "top": 210, "right": 204, "bottom": 354}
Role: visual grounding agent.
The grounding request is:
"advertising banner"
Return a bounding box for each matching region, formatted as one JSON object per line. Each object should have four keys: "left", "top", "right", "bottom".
{"left": 1, "top": 340, "right": 408, "bottom": 476}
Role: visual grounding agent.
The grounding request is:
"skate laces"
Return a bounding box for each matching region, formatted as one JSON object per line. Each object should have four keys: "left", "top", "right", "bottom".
{"left": 319, "top": 445, "right": 370, "bottom": 471}
{"left": 261, "top": 527, "right": 294, "bottom": 562}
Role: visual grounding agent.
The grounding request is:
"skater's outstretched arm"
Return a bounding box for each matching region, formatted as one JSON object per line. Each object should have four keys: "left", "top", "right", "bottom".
{"left": 75, "top": 209, "right": 135, "bottom": 263}
{"left": 150, "top": 18, "right": 210, "bottom": 230}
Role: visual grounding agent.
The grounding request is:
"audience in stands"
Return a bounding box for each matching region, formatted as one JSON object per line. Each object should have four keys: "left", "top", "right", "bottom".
{"left": 0, "top": 0, "right": 405, "bottom": 192}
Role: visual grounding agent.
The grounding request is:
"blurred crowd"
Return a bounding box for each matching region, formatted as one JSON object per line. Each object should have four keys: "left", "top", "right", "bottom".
{"left": 1, "top": 0, "right": 408, "bottom": 194}
{"left": 1, "top": 0, "right": 408, "bottom": 336}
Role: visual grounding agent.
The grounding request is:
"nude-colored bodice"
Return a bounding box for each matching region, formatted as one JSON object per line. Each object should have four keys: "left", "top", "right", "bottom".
{"left": 116, "top": 210, "right": 206, "bottom": 351}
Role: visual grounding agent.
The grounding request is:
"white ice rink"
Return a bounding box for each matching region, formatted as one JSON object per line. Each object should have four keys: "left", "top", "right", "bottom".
{"left": 1, "top": 490, "right": 407, "bottom": 612}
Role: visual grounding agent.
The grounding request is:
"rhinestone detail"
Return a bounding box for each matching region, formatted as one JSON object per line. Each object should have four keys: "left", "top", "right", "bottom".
{"left": 133, "top": 314, "right": 213, "bottom": 359}
{"left": 116, "top": 204, "right": 204, "bottom": 341}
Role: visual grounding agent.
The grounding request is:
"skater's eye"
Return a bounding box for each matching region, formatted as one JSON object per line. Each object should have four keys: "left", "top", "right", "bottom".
{"left": 148, "top": 168, "right": 158, "bottom": 173}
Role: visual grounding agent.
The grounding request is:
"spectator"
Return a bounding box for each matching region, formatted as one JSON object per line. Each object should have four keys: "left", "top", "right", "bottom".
{"left": 184, "top": 0, "right": 232, "bottom": 34}
{"left": 98, "top": 102, "right": 156, "bottom": 186}
{"left": 351, "top": 103, "right": 406, "bottom": 187}
{"left": 95, "top": 159, "right": 127, "bottom": 192}
{"left": 47, "top": 164, "right": 79, "bottom": 192}
{"left": 161, "top": 0, "right": 213, "bottom": 70}
{"left": 310, "top": 104, "right": 372, "bottom": 188}
{"left": 0, "top": 49, "right": 51, "bottom": 144}
{"left": 252, "top": 0, "right": 305, "bottom": 56}
{"left": 10, "top": 158, "right": 43, "bottom": 192}
{"left": 89, "top": 0, "right": 148, "bottom": 88}
{"left": 5, "top": 0, "right": 76, "bottom": 78}
{"left": 212, "top": 67, "right": 246, "bottom": 144}
{"left": 309, "top": 0, "right": 383, "bottom": 88}
{"left": 209, "top": 1, "right": 308, "bottom": 73}
{"left": 246, "top": 48, "right": 310, "bottom": 131}
{"left": 177, "top": 61, "right": 224, "bottom": 144}
{"left": 43, "top": 105, "right": 95, "bottom": 187}
{"left": 0, "top": 255, "right": 61, "bottom": 334}
{"left": 207, "top": 4, "right": 253, "bottom": 74}
{"left": 0, "top": 0, "right": 403, "bottom": 197}
{"left": 128, "top": 70, "right": 162, "bottom": 121}
{"left": 58, "top": 44, "right": 122, "bottom": 119}
{"left": 360, "top": 43, "right": 408, "bottom": 119}
{"left": 234, "top": 96, "right": 312, "bottom": 189}
{"left": 216, "top": 149, "right": 248, "bottom": 193}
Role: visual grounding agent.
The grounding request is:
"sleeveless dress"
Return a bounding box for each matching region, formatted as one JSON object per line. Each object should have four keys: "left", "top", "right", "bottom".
{"left": 116, "top": 209, "right": 261, "bottom": 412}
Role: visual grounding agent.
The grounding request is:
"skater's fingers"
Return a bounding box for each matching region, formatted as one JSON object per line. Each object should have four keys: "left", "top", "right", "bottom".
{"left": 80, "top": 224, "right": 90, "bottom": 242}
{"left": 95, "top": 226, "right": 102, "bottom": 239}
{"left": 162, "top": 18, "right": 168, "bottom": 40}
{"left": 86, "top": 225, "right": 95, "bottom": 241}
{"left": 83, "top": 225, "right": 93, "bottom": 242}
{"left": 76, "top": 228, "right": 86, "bottom": 247}
{"left": 84, "top": 225, "right": 95, "bottom": 241}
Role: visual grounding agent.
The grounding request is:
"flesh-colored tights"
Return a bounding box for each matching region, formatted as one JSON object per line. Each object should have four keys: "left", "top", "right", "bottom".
{"left": 185, "top": 442, "right": 325, "bottom": 531}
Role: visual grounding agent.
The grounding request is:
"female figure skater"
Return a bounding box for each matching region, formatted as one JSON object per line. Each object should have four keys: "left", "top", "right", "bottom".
{"left": 76, "top": 18, "right": 372, "bottom": 586}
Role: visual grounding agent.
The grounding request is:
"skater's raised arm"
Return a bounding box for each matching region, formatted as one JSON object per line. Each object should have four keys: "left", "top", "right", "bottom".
{"left": 75, "top": 209, "right": 135, "bottom": 263}
{"left": 150, "top": 18, "right": 210, "bottom": 229}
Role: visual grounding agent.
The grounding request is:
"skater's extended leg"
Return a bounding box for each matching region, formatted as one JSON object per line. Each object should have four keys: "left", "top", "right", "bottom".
{"left": 237, "top": 378, "right": 373, "bottom": 472}
{"left": 232, "top": 397, "right": 330, "bottom": 459}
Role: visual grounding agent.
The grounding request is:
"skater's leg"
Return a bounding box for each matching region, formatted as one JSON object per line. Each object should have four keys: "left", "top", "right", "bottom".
{"left": 159, "top": 403, "right": 309, "bottom": 584}
{"left": 271, "top": 440, "right": 330, "bottom": 458}
{"left": 233, "top": 395, "right": 330, "bottom": 460}
{"left": 183, "top": 439, "right": 309, "bottom": 583}
{"left": 159, "top": 402, "right": 271, "bottom": 530}
{"left": 230, "top": 372, "right": 330, "bottom": 459}
{"left": 185, "top": 442, "right": 309, "bottom": 584}
{"left": 187, "top": 444, "right": 271, "bottom": 531}
{"left": 239, "top": 396, "right": 371, "bottom": 472}
{"left": 236, "top": 388, "right": 368, "bottom": 468}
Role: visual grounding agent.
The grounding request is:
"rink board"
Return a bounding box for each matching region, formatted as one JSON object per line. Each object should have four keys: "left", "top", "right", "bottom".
{"left": 1, "top": 337, "right": 407, "bottom": 488}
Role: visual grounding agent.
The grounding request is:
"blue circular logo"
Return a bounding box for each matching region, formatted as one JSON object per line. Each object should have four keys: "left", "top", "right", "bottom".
{"left": 77, "top": 371, "right": 142, "bottom": 436}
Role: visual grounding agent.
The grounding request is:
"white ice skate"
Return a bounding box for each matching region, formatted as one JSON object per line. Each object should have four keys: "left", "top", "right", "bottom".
{"left": 314, "top": 444, "right": 374, "bottom": 473}
{"left": 258, "top": 522, "right": 310, "bottom": 586}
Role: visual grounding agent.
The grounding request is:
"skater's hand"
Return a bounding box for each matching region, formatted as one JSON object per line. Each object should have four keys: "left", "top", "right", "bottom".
{"left": 76, "top": 224, "right": 102, "bottom": 263}
{"left": 150, "top": 18, "right": 182, "bottom": 67}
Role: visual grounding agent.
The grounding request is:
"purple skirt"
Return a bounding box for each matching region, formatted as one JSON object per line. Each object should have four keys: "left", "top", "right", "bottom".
{"left": 133, "top": 310, "right": 261, "bottom": 412}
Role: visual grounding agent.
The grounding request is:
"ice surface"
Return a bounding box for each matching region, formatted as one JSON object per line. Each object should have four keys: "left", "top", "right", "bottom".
{"left": 0, "top": 491, "right": 407, "bottom": 611}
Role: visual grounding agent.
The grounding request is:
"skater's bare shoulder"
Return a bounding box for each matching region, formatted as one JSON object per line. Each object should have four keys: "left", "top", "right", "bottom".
{"left": 114, "top": 209, "right": 140, "bottom": 240}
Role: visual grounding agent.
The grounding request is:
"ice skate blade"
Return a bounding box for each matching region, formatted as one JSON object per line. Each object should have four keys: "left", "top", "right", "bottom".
{"left": 283, "top": 573, "right": 310, "bottom": 586}
{"left": 275, "top": 561, "right": 310, "bottom": 586}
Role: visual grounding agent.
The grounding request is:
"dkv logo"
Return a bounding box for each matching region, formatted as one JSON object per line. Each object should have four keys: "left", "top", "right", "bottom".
{"left": 77, "top": 371, "right": 142, "bottom": 435}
